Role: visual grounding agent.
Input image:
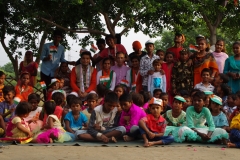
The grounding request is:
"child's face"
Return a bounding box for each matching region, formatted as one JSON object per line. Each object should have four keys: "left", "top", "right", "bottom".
{"left": 210, "top": 101, "right": 221, "bottom": 112}
{"left": 145, "top": 44, "right": 154, "bottom": 53}
{"left": 87, "top": 99, "right": 97, "bottom": 110}
{"left": 197, "top": 40, "right": 207, "bottom": 51}
{"left": 59, "top": 80, "right": 64, "bottom": 88}
{"left": 216, "top": 86, "right": 222, "bottom": 95}
{"left": 165, "top": 54, "right": 174, "bottom": 63}
{"left": 156, "top": 51, "right": 164, "bottom": 60}
{"left": 213, "top": 75, "right": 222, "bottom": 86}
{"left": 153, "top": 91, "right": 161, "bottom": 99}
{"left": 205, "top": 95, "right": 210, "bottom": 108}
{"left": 180, "top": 53, "right": 189, "bottom": 62}
{"left": 52, "top": 82, "right": 60, "bottom": 90}
{"left": 71, "top": 103, "right": 81, "bottom": 113}
{"left": 103, "top": 59, "right": 111, "bottom": 70}
{"left": 201, "top": 72, "right": 210, "bottom": 83}
{"left": 215, "top": 41, "right": 224, "bottom": 53}
{"left": 184, "top": 97, "right": 192, "bottom": 107}
{"left": 0, "top": 74, "right": 6, "bottom": 85}
{"left": 21, "top": 74, "right": 30, "bottom": 86}
{"left": 227, "top": 96, "right": 235, "bottom": 107}
{"left": 193, "top": 96, "right": 205, "bottom": 112}
{"left": 153, "top": 63, "right": 161, "bottom": 72}
{"left": 172, "top": 100, "right": 183, "bottom": 111}
{"left": 120, "top": 101, "right": 132, "bottom": 112}
{"left": 81, "top": 55, "right": 91, "bottom": 66}
{"left": 234, "top": 97, "right": 240, "bottom": 106}
{"left": 3, "top": 91, "right": 15, "bottom": 102}
{"left": 116, "top": 53, "right": 125, "bottom": 66}
{"left": 103, "top": 102, "right": 118, "bottom": 113}
{"left": 161, "top": 95, "right": 168, "bottom": 107}
{"left": 106, "top": 37, "right": 115, "bottom": 48}
{"left": 115, "top": 87, "right": 124, "bottom": 98}
{"left": 60, "top": 63, "right": 68, "bottom": 73}
{"left": 149, "top": 104, "right": 162, "bottom": 117}
{"left": 131, "top": 59, "right": 140, "bottom": 68}
{"left": 29, "top": 99, "right": 39, "bottom": 111}
{"left": 233, "top": 44, "right": 240, "bottom": 55}
{"left": 97, "top": 43, "right": 106, "bottom": 51}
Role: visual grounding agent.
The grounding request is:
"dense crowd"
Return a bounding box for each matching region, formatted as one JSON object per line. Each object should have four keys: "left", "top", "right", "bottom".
{"left": 0, "top": 30, "right": 240, "bottom": 148}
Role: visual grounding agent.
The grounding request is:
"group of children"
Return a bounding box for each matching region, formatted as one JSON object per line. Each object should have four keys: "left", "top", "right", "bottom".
{"left": 1, "top": 36, "right": 240, "bottom": 148}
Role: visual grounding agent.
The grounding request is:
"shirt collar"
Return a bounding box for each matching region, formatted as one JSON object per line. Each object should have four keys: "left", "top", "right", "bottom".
{"left": 148, "top": 114, "right": 165, "bottom": 122}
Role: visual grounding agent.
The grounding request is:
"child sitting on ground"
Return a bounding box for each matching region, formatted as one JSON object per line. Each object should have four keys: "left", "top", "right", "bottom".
{"left": 216, "top": 83, "right": 231, "bottom": 106}
{"left": 0, "top": 86, "right": 17, "bottom": 122}
{"left": 182, "top": 94, "right": 192, "bottom": 111}
{"left": 64, "top": 97, "right": 87, "bottom": 139}
{"left": 82, "top": 93, "right": 98, "bottom": 123}
{"left": 160, "top": 92, "right": 171, "bottom": 115}
{"left": 210, "top": 95, "right": 229, "bottom": 131}
{"left": 119, "top": 93, "right": 146, "bottom": 141}
{"left": 204, "top": 90, "right": 214, "bottom": 110}
{"left": 1, "top": 102, "right": 33, "bottom": 144}
{"left": 78, "top": 92, "right": 126, "bottom": 143}
{"left": 139, "top": 91, "right": 151, "bottom": 111}
{"left": 0, "top": 71, "right": 6, "bottom": 102}
{"left": 96, "top": 84, "right": 109, "bottom": 106}
{"left": 223, "top": 94, "right": 237, "bottom": 120}
{"left": 25, "top": 93, "right": 43, "bottom": 132}
{"left": 47, "top": 78, "right": 60, "bottom": 100}
{"left": 131, "top": 92, "right": 144, "bottom": 108}
{"left": 213, "top": 73, "right": 229, "bottom": 94}
{"left": 194, "top": 68, "right": 214, "bottom": 92}
{"left": 138, "top": 97, "right": 174, "bottom": 147}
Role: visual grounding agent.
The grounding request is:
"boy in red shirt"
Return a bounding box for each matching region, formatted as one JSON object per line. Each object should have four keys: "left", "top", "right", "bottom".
{"left": 139, "top": 97, "right": 174, "bottom": 147}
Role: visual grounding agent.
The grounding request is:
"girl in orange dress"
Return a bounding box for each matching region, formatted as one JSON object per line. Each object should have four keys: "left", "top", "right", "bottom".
{"left": 15, "top": 72, "right": 34, "bottom": 101}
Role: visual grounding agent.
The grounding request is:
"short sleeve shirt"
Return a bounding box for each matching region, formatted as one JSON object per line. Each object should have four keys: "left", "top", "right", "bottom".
{"left": 0, "top": 101, "right": 16, "bottom": 122}
{"left": 212, "top": 111, "right": 229, "bottom": 127}
{"left": 142, "top": 114, "right": 167, "bottom": 133}
{"left": 64, "top": 111, "right": 88, "bottom": 131}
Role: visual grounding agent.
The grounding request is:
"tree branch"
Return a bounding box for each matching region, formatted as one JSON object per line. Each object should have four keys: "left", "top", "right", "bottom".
{"left": 213, "top": 1, "right": 226, "bottom": 27}
{"left": 35, "top": 30, "right": 48, "bottom": 64}
{"left": 112, "top": 12, "right": 122, "bottom": 28}
{"left": 201, "top": 13, "right": 213, "bottom": 32}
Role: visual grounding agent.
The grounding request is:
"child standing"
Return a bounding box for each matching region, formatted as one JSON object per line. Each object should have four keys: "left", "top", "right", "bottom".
{"left": 155, "top": 49, "right": 165, "bottom": 63}
{"left": 78, "top": 92, "right": 126, "bottom": 143}
{"left": 0, "top": 86, "right": 16, "bottom": 122}
{"left": 25, "top": 93, "right": 43, "bottom": 132}
{"left": 210, "top": 95, "right": 229, "bottom": 131}
{"left": 139, "top": 97, "right": 174, "bottom": 147}
{"left": 162, "top": 51, "right": 175, "bottom": 104}
{"left": 194, "top": 68, "right": 215, "bottom": 92}
{"left": 140, "top": 40, "right": 159, "bottom": 92}
{"left": 224, "top": 41, "right": 240, "bottom": 93}
{"left": 64, "top": 97, "right": 87, "bottom": 138}
{"left": 1, "top": 102, "right": 32, "bottom": 144}
{"left": 172, "top": 49, "right": 193, "bottom": 95}
{"left": 82, "top": 93, "right": 98, "bottom": 123}
{"left": 212, "top": 40, "right": 228, "bottom": 73}
{"left": 0, "top": 71, "right": 6, "bottom": 102}
{"left": 15, "top": 72, "right": 34, "bottom": 101}
{"left": 119, "top": 93, "right": 146, "bottom": 141}
{"left": 148, "top": 59, "right": 166, "bottom": 96}
{"left": 160, "top": 92, "right": 171, "bottom": 115}
{"left": 179, "top": 91, "right": 229, "bottom": 143}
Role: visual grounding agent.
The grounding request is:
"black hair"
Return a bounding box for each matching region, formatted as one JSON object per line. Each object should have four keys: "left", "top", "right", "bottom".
{"left": 131, "top": 93, "right": 144, "bottom": 107}
{"left": 178, "top": 90, "right": 189, "bottom": 97}
{"left": 116, "top": 51, "right": 125, "bottom": 57}
{"left": 219, "top": 83, "right": 231, "bottom": 96}
{"left": 198, "top": 38, "right": 210, "bottom": 52}
{"left": 192, "top": 91, "right": 207, "bottom": 101}
{"left": 81, "top": 51, "right": 92, "bottom": 59}
{"left": 69, "top": 97, "right": 82, "bottom": 106}
{"left": 96, "top": 38, "right": 105, "bottom": 45}
{"left": 233, "top": 41, "right": 240, "bottom": 47}
{"left": 114, "top": 85, "right": 126, "bottom": 93}
{"left": 87, "top": 93, "right": 98, "bottom": 101}
{"left": 97, "top": 84, "right": 109, "bottom": 98}
{"left": 0, "top": 71, "right": 5, "bottom": 77}
{"left": 139, "top": 91, "right": 151, "bottom": 103}
{"left": 218, "top": 73, "right": 229, "bottom": 83}
{"left": 104, "top": 92, "right": 119, "bottom": 103}
{"left": 130, "top": 55, "right": 140, "bottom": 62}
{"left": 15, "top": 101, "right": 32, "bottom": 116}
{"left": 119, "top": 93, "right": 132, "bottom": 102}
{"left": 102, "top": 57, "right": 112, "bottom": 66}
{"left": 51, "top": 92, "right": 65, "bottom": 106}
{"left": 44, "top": 101, "right": 56, "bottom": 115}
{"left": 20, "top": 72, "right": 30, "bottom": 79}
{"left": 105, "top": 34, "right": 115, "bottom": 40}
{"left": 201, "top": 68, "right": 212, "bottom": 76}
{"left": 190, "top": 88, "right": 201, "bottom": 96}
{"left": 2, "top": 85, "right": 15, "bottom": 95}
{"left": 153, "top": 89, "right": 162, "bottom": 95}
{"left": 228, "top": 93, "right": 237, "bottom": 100}
{"left": 180, "top": 48, "right": 190, "bottom": 55}
{"left": 156, "top": 49, "right": 165, "bottom": 53}
{"left": 28, "top": 93, "right": 40, "bottom": 102}
{"left": 66, "top": 94, "right": 76, "bottom": 105}
{"left": 164, "top": 51, "right": 175, "bottom": 62}
{"left": 160, "top": 92, "right": 168, "bottom": 98}
{"left": 53, "top": 30, "right": 63, "bottom": 37}
{"left": 152, "top": 59, "right": 161, "bottom": 66}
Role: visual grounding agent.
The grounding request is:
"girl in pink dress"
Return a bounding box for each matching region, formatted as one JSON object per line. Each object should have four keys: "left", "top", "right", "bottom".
{"left": 161, "top": 52, "right": 175, "bottom": 105}
{"left": 212, "top": 40, "right": 228, "bottom": 73}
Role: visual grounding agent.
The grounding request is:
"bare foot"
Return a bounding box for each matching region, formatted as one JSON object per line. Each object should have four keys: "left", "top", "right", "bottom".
{"left": 109, "top": 136, "right": 117, "bottom": 143}
{"left": 123, "top": 135, "right": 135, "bottom": 142}
{"left": 227, "top": 142, "right": 236, "bottom": 148}
{"left": 143, "top": 140, "right": 150, "bottom": 147}
{"left": 49, "top": 138, "right": 53, "bottom": 143}
{"left": 148, "top": 141, "right": 155, "bottom": 147}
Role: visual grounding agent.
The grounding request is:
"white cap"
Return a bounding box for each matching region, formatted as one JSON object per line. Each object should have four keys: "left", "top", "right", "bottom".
{"left": 145, "top": 39, "right": 154, "bottom": 45}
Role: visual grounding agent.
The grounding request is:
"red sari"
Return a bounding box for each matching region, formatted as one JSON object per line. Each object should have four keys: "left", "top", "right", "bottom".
{"left": 162, "top": 63, "right": 174, "bottom": 105}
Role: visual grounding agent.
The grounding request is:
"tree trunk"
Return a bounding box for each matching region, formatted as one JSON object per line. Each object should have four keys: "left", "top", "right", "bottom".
{"left": 13, "top": 55, "right": 19, "bottom": 81}
{"left": 35, "top": 31, "right": 48, "bottom": 64}
{"left": 209, "top": 26, "right": 217, "bottom": 46}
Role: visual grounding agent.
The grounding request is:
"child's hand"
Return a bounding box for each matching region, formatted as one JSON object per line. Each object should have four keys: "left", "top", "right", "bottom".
{"left": 94, "top": 123, "right": 101, "bottom": 131}
{"left": 187, "top": 59, "right": 193, "bottom": 66}
{"left": 147, "top": 131, "right": 155, "bottom": 139}
{"left": 101, "top": 135, "right": 109, "bottom": 143}
{"left": 199, "top": 133, "right": 210, "bottom": 141}
{"left": 160, "top": 69, "right": 165, "bottom": 75}
{"left": 27, "top": 131, "right": 33, "bottom": 137}
{"left": 147, "top": 70, "right": 154, "bottom": 75}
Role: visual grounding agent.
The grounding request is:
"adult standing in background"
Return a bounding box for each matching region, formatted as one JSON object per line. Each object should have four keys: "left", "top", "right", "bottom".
{"left": 167, "top": 33, "right": 185, "bottom": 61}
{"left": 128, "top": 41, "right": 146, "bottom": 67}
{"left": 40, "top": 30, "right": 75, "bottom": 98}
{"left": 92, "top": 38, "right": 106, "bottom": 71}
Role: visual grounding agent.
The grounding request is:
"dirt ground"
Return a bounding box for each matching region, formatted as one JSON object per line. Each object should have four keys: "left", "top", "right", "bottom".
{"left": 0, "top": 145, "right": 239, "bottom": 160}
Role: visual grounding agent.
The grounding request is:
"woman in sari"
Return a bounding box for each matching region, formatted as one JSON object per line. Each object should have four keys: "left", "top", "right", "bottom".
{"left": 96, "top": 58, "right": 116, "bottom": 91}
{"left": 192, "top": 38, "right": 219, "bottom": 85}
{"left": 18, "top": 51, "right": 38, "bottom": 86}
